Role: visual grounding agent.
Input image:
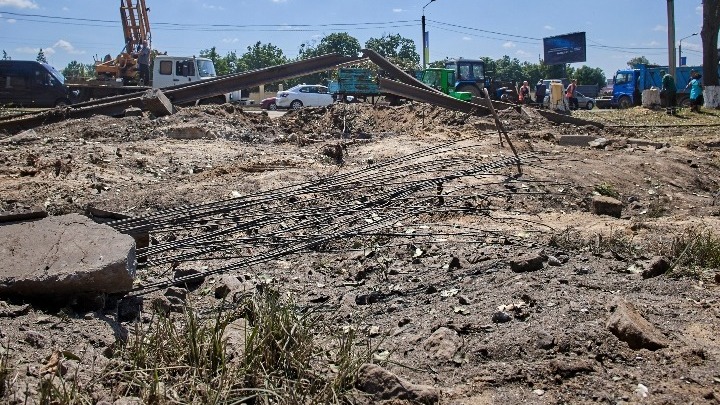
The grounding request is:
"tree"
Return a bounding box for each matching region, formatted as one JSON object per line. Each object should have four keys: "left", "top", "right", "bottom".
{"left": 701, "top": 0, "right": 720, "bottom": 86}
{"left": 62, "top": 60, "right": 95, "bottom": 78}
{"left": 237, "top": 41, "right": 287, "bottom": 71}
{"left": 299, "top": 33, "right": 361, "bottom": 58}
{"left": 36, "top": 49, "right": 48, "bottom": 63}
{"left": 2, "top": 50, "right": 9, "bottom": 60}
{"left": 573, "top": 65, "right": 606, "bottom": 88}
{"left": 364, "top": 33, "right": 420, "bottom": 70}
{"left": 626, "top": 56, "right": 655, "bottom": 67}
{"left": 199, "top": 46, "right": 230, "bottom": 75}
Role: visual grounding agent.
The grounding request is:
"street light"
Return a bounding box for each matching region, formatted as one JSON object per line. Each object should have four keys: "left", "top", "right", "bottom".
{"left": 678, "top": 32, "right": 698, "bottom": 67}
{"left": 421, "top": 0, "right": 437, "bottom": 69}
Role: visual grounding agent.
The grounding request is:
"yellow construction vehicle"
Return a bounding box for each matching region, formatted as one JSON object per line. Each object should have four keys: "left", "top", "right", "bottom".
{"left": 94, "top": 0, "right": 151, "bottom": 83}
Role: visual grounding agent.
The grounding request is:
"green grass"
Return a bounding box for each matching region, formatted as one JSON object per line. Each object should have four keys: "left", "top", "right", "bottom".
{"left": 669, "top": 227, "right": 720, "bottom": 277}
{"left": 594, "top": 182, "right": 620, "bottom": 199}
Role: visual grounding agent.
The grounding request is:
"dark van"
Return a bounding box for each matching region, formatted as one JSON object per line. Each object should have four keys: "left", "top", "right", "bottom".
{"left": 0, "top": 60, "right": 72, "bottom": 107}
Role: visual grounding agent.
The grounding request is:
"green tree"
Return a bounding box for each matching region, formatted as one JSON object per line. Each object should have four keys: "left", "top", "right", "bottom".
{"left": 573, "top": 65, "right": 606, "bottom": 88}
{"left": 36, "top": 48, "right": 48, "bottom": 63}
{"left": 237, "top": 41, "right": 287, "bottom": 71}
{"left": 493, "top": 55, "right": 524, "bottom": 83}
{"left": 626, "top": 56, "right": 654, "bottom": 67}
{"left": 364, "top": 33, "right": 420, "bottom": 70}
{"left": 299, "top": 33, "right": 361, "bottom": 58}
{"left": 701, "top": 0, "right": 720, "bottom": 86}
{"left": 61, "top": 60, "right": 96, "bottom": 78}
{"left": 428, "top": 60, "right": 446, "bottom": 68}
{"left": 2, "top": 50, "right": 9, "bottom": 60}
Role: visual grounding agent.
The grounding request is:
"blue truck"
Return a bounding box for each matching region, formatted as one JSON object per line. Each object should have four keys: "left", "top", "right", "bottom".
{"left": 327, "top": 68, "right": 381, "bottom": 102}
{"left": 597, "top": 64, "right": 720, "bottom": 109}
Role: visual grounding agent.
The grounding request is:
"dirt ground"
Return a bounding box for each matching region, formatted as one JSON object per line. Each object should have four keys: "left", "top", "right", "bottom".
{"left": 1, "top": 102, "right": 720, "bottom": 404}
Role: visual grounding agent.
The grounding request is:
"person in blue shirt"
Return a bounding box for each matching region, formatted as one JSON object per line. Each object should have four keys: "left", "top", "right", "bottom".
{"left": 686, "top": 70, "right": 703, "bottom": 113}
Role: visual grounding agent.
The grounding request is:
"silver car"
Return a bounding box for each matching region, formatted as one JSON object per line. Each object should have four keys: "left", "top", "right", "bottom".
{"left": 544, "top": 90, "right": 596, "bottom": 110}
{"left": 276, "top": 84, "right": 333, "bottom": 110}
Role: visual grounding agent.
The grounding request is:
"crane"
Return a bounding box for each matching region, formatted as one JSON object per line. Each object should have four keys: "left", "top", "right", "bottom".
{"left": 94, "top": 0, "right": 151, "bottom": 83}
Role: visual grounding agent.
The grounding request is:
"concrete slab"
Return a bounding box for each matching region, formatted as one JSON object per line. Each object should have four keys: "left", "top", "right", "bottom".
{"left": 0, "top": 214, "right": 136, "bottom": 296}
{"left": 557, "top": 135, "right": 598, "bottom": 147}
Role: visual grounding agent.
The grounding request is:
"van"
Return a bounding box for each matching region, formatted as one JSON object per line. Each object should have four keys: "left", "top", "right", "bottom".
{"left": 0, "top": 60, "right": 72, "bottom": 107}
{"left": 151, "top": 55, "right": 231, "bottom": 104}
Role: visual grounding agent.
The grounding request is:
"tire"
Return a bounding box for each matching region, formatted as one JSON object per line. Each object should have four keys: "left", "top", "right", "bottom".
{"left": 678, "top": 97, "right": 691, "bottom": 108}
{"left": 617, "top": 96, "right": 631, "bottom": 109}
{"left": 55, "top": 99, "right": 70, "bottom": 108}
{"left": 458, "top": 85, "right": 483, "bottom": 98}
{"left": 585, "top": 101, "right": 594, "bottom": 110}
{"left": 268, "top": 103, "right": 278, "bottom": 111}
{"left": 290, "top": 100, "right": 303, "bottom": 110}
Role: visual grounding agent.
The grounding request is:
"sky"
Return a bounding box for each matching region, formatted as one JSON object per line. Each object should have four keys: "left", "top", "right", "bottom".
{"left": 0, "top": 0, "right": 706, "bottom": 79}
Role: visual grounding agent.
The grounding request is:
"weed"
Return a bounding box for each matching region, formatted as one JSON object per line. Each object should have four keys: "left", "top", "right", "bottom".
{"left": 549, "top": 226, "right": 638, "bottom": 258}
{"left": 668, "top": 227, "right": 720, "bottom": 277}
{"left": 594, "top": 182, "right": 620, "bottom": 199}
{"left": 0, "top": 342, "right": 9, "bottom": 397}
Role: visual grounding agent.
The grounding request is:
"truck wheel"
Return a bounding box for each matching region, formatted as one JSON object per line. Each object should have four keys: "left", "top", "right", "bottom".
{"left": 678, "top": 97, "right": 691, "bottom": 108}
{"left": 290, "top": 100, "right": 303, "bottom": 110}
{"left": 458, "top": 85, "right": 483, "bottom": 98}
{"left": 618, "top": 96, "right": 631, "bottom": 109}
{"left": 585, "top": 101, "right": 594, "bottom": 110}
{"left": 55, "top": 99, "right": 70, "bottom": 108}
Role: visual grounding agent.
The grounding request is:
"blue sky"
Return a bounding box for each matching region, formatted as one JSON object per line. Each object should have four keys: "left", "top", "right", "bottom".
{"left": 0, "top": 0, "right": 705, "bottom": 79}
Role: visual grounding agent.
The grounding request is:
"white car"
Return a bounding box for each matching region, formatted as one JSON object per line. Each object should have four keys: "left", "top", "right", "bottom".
{"left": 276, "top": 84, "right": 334, "bottom": 110}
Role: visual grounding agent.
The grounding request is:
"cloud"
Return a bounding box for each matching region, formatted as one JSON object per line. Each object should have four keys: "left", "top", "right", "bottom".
{"left": 515, "top": 50, "right": 531, "bottom": 57}
{"left": 653, "top": 24, "right": 667, "bottom": 33}
{"left": 392, "top": 8, "right": 404, "bottom": 13}
{"left": 696, "top": 5, "right": 702, "bottom": 14}
{"left": 53, "top": 39, "right": 85, "bottom": 55}
{"left": 222, "top": 37, "right": 239, "bottom": 44}
{"left": 15, "top": 46, "right": 55, "bottom": 56}
{"left": 202, "top": 3, "right": 225, "bottom": 10}
{"left": 271, "top": 0, "right": 287, "bottom": 2}
{"left": 0, "top": 0, "right": 38, "bottom": 8}
{"left": 62, "top": 6, "right": 69, "bottom": 11}
{"left": 502, "top": 41, "right": 516, "bottom": 49}
{"left": 462, "top": 36, "right": 471, "bottom": 41}
{"left": 544, "top": 25, "right": 554, "bottom": 30}
{"left": 7, "top": 18, "right": 16, "bottom": 23}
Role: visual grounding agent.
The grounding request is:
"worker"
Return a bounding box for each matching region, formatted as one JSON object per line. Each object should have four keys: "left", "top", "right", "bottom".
{"left": 660, "top": 70, "right": 676, "bottom": 115}
{"left": 686, "top": 70, "right": 703, "bottom": 113}
{"left": 534, "top": 80, "right": 547, "bottom": 106}
{"left": 518, "top": 81, "right": 530, "bottom": 105}
{"left": 566, "top": 79, "right": 579, "bottom": 110}
{"left": 137, "top": 40, "right": 151, "bottom": 85}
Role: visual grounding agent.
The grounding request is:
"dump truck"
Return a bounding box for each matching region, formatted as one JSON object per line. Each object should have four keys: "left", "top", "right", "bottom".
{"left": 596, "top": 64, "right": 720, "bottom": 108}
{"left": 328, "top": 67, "right": 471, "bottom": 105}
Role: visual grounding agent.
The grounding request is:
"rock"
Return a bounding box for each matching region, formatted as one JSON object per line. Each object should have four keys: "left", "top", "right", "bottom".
{"left": 151, "top": 296, "right": 173, "bottom": 315}
{"left": 592, "top": 196, "right": 623, "bottom": 218}
{"left": 557, "top": 135, "right": 598, "bottom": 147}
{"left": 423, "top": 327, "right": 462, "bottom": 360}
{"left": 446, "top": 256, "right": 461, "bottom": 270}
{"left": 547, "top": 255, "right": 562, "bottom": 266}
{"left": 114, "top": 397, "right": 143, "bottom": 405}
{"left": 215, "top": 275, "right": 243, "bottom": 299}
{"left": 117, "top": 296, "right": 143, "bottom": 322}
{"left": 635, "top": 383, "right": 649, "bottom": 398}
{"left": 606, "top": 298, "right": 669, "bottom": 351}
{"left": 492, "top": 311, "right": 512, "bottom": 323}
{"left": 0, "top": 214, "right": 136, "bottom": 296}
{"left": 715, "top": 273, "right": 720, "bottom": 284}
{"left": 173, "top": 268, "right": 205, "bottom": 290}
{"left": 160, "top": 124, "right": 211, "bottom": 140}
{"left": 510, "top": 252, "right": 544, "bottom": 273}
{"left": 223, "top": 318, "right": 248, "bottom": 361}
{"left": 0, "top": 302, "right": 31, "bottom": 317}
{"left": 24, "top": 330, "right": 48, "bottom": 348}
{"left": 533, "top": 389, "right": 545, "bottom": 396}
{"left": 642, "top": 256, "right": 670, "bottom": 279}
{"left": 548, "top": 359, "right": 594, "bottom": 378}
{"left": 123, "top": 107, "right": 143, "bottom": 117}
{"left": 535, "top": 332, "right": 555, "bottom": 350}
{"left": 588, "top": 137, "right": 609, "bottom": 148}
{"left": 164, "top": 286, "right": 187, "bottom": 302}
{"left": 356, "top": 363, "right": 439, "bottom": 404}
{"left": 355, "top": 292, "right": 383, "bottom": 305}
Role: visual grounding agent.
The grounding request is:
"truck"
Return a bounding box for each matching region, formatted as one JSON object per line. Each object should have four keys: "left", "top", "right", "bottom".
{"left": 596, "top": 64, "right": 720, "bottom": 109}
{"left": 442, "top": 58, "right": 518, "bottom": 102}
{"left": 328, "top": 67, "right": 471, "bottom": 105}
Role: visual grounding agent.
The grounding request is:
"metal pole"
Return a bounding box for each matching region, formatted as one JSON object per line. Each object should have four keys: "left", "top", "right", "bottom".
{"left": 421, "top": 14, "right": 426, "bottom": 69}
{"left": 679, "top": 42, "right": 682, "bottom": 67}
{"left": 667, "top": 0, "right": 676, "bottom": 77}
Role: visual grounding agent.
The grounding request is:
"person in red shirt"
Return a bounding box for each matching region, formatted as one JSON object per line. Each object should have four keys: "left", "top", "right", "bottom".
{"left": 566, "top": 79, "right": 579, "bottom": 110}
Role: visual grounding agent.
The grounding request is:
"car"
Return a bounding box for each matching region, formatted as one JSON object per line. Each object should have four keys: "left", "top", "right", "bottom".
{"left": 543, "top": 89, "right": 596, "bottom": 110}
{"left": 276, "top": 84, "right": 333, "bottom": 110}
{"left": 260, "top": 96, "right": 277, "bottom": 111}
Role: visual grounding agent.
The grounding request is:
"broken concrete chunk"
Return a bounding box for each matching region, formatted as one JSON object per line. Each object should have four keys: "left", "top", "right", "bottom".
{"left": 592, "top": 196, "right": 623, "bottom": 218}
{"left": 606, "top": 298, "right": 669, "bottom": 351}
{"left": 642, "top": 256, "right": 671, "bottom": 279}
{"left": 423, "top": 327, "right": 462, "bottom": 360}
{"left": 510, "top": 252, "right": 544, "bottom": 273}
{"left": 356, "top": 363, "right": 439, "bottom": 404}
{"left": 0, "top": 214, "right": 136, "bottom": 297}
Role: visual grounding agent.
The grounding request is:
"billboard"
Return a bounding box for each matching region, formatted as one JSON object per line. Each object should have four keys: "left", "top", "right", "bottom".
{"left": 543, "top": 32, "right": 587, "bottom": 65}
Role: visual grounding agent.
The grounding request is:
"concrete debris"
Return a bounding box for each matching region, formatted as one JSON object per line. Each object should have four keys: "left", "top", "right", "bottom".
{"left": 642, "top": 256, "right": 671, "bottom": 279}
{"left": 510, "top": 252, "right": 545, "bottom": 272}
{"left": 423, "top": 327, "right": 462, "bottom": 360}
{"left": 592, "top": 196, "right": 623, "bottom": 218}
{"left": 607, "top": 298, "right": 669, "bottom": 351}
{"left": 356, "top": 363, "right": 439, "bottom": 404}
{"left": 0, "top": 214, "right": 136, "bottom": 297}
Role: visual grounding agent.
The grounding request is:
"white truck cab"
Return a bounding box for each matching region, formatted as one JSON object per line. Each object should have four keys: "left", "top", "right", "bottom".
{"left": 152, "top": 56, "right": 230, "bottom": 104}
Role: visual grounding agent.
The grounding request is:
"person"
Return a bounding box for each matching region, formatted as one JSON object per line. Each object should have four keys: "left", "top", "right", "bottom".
{"left": 518, "top": 81, "right": 530, "bottom": 105}
{"left": 660, "top": 70, "right": 676, "bottom": 115}
{"left": 686, "top": 70, "right": 703, "bottom": 113}
{"left": 535, "top": 80, "right": 547, "bottom": 106}
{"left": 137, "top": 40, "right": 151, "bottom": 85}
{"left": 566, "top": 79, "right": 579, "bottom": 110}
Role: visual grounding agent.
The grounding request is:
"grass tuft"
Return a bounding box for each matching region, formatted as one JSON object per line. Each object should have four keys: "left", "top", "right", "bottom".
{"left": 668, "top": 227, "right": 720, "bottom": 277}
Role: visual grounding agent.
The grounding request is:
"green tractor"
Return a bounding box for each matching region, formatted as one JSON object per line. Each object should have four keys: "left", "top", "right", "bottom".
{"left": 421, "top": 68, "right": 473, "bottom": 101}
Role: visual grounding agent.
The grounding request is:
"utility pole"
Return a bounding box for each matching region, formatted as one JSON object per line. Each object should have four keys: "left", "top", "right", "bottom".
{"left": 667, "top": 0, "right": 676, "bottom": 77}
{"left": 422, "top": 0, "right": 436, "bottom": 69}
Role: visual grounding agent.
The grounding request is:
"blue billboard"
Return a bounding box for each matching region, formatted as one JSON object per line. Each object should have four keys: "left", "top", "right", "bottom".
{"left": 543, "top": 32, "right": 587, "bottom": 65}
